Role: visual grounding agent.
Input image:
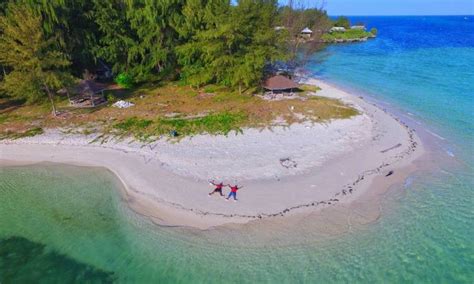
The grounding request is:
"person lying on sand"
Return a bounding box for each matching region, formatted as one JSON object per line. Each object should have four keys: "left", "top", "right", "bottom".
{"left": 208, "top": 180, "right": 225, "bottom": 196}
{"left": 226, "top": 184, "right": 243, "bottom": 202}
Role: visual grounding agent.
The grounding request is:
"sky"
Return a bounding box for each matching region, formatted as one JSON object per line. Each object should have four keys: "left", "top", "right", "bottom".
{"left": 279, "top": 0, "right": 474, "bottom": 16}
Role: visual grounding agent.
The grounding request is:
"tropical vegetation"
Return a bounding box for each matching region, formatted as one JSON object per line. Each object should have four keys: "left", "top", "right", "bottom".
{"left": 322, "top": 29, "right": 376, "bottom": 42}
{"left": 0, "top": 1, "right": 365, "bottom": 139}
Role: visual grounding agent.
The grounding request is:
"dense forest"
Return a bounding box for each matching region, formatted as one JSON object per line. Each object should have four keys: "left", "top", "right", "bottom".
{"left": 0, "top": 0, "right": 335, "bottom": 106}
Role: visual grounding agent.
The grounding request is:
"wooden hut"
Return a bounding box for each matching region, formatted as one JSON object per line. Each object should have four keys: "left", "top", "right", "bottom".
{"left": 63, "top": 80, "right": 108, "bottom": 108}
{"left": 263, "top": 75, "right": 299, "bottom": 95}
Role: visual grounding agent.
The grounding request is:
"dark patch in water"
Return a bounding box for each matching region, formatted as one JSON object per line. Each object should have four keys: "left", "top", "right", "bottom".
{"left": 0, "top": 236, "right": 116, "bottom": 283}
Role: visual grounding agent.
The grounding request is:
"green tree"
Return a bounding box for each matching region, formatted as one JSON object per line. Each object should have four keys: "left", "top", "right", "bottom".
{"left": 23, "top": 0, "right": 99, "bottom": 75}
{"left": 175, "top": 0, "right": 229, "bottom": 88}
{"left": 0, "top": 1, "right": 6, "bottom": 14}
{"left": 176, "top": 0, "right": 285, "bottom": 91}
{"left": 334, "top": 16, "right": 350, "bottom": 28}
{"left": 228, "top": 0, "right": 286, "bottom": 92}
{"left": 90, "top": 0, "right": 132, "bottom": 77}
{"left": 92, "top": 0, "right": 183, "bottom": 83}
{"left": 276, "top": 3, "right": 330, "bottom": 65}
{"left": 0, "top": 3, "right": 72, "bottom": 116}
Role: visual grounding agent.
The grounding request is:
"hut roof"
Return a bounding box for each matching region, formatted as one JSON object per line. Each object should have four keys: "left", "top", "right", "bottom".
{"left": 263, "top": 75, "right": 299, "bottom": 91}
{"left": 73, "top": 80, "right": 108, "bottom": 94}
{"left": 301, "top": 27, "right": 313, "bottom": 34}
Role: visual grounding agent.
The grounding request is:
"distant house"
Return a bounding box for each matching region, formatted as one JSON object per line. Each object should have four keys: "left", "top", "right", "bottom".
{"left": 350, "top": 25, "right": 366, "bottom": 30}
{"left": 274, "top": 26, "right": 286, "bottom": 31}
{"left": 263, "top": 75, "right": 299, "bottom": 94}
{"left": 330, "top": 26, "right": 346, "bottom": 33}
{"left": 300, "top": 27, "right": 313, "bottom": 38}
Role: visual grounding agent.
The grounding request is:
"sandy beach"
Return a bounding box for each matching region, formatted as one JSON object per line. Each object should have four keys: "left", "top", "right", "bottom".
{"left": 0, "top": 78, "right": 424, "bottom": 229}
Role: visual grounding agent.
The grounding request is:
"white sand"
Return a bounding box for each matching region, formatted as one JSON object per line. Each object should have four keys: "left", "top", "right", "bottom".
{"left": 0, "top": 78, "right": 423, "bottom": 229}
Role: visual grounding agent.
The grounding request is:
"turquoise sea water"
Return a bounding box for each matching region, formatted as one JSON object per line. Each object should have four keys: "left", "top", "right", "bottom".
{"left": 1, "top": 16, "right": 473, "bottom": 283}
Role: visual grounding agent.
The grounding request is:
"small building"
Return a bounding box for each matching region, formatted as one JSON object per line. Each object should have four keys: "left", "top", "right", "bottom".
{"left": 330, "top": 26, "right": 346, "bottom": 33}
{"left": 350, "top": 25, "right": 366, "bottom": 30}
{"left": 274, "top": 26, "right": 286, "bottom": 31}
{"left": 59, "top": 80, "right": 108, "bottom": 108}
{"left": 300, "top": 27, "right": 313, "bottom": 38}
{"left": 263, "top": 75, "right": 299, "bottom": 94}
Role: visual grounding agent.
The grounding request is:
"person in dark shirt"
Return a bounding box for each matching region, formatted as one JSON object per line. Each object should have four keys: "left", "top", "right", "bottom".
{"left": 208, "top": 180, "right": 225, "bottom": 196}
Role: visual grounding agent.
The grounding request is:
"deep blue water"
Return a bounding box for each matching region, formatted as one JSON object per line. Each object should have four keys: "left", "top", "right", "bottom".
{"left": 310, "top": 16, "right": 474, "bottom": 158}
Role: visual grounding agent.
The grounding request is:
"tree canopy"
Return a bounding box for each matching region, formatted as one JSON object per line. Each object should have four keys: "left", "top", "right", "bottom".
{"left": 0, "top": 3, "right": 72, "bottom": 114}
{"left": 0, "top": 0, "right": 338, "bottom": 101}
{"left": 334, "top": 16, "right": 351, "bottom": 29}
{"left": 176, "top": 0, "right": 286, "bottom": 90}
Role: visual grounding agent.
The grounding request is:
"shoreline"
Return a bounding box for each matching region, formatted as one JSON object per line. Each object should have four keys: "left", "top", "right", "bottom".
{"left": 0, "top": 78, "right": 425, "bottom": 229}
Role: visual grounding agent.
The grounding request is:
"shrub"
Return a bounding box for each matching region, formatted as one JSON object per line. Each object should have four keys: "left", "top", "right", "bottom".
{"left": 115, "top": 73, "right": 134, "bottom": 89}
{"left": 106, "top": 93, "right": 117, "bottom": 103}
{"left": 370, "top": 28, "right": 378, "bottom": 35}
{"left": 333, "top": 16, "right": 350, "bottom": 29}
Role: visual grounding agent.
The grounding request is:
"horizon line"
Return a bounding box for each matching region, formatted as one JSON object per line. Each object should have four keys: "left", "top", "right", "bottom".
{"left": 328, "top": 14, "right": 473, "bottom": 17}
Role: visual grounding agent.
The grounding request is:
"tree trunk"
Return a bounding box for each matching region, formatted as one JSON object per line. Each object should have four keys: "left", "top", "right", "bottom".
{"left": 66, "top": 90, "right": 71, "bottom": 104}
{"left": 239, "top": 83, "right": 242, "bottom": 95}
{"left": 44, "top": 84, "right": 57, "bottom": 117}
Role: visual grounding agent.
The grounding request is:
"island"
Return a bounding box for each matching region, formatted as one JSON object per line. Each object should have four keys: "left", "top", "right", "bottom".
{"left": 0, "top": 2, "right": 418, "bottom": 229}
{"left": 322, "top": 16, "right": 378, "bottom": 43}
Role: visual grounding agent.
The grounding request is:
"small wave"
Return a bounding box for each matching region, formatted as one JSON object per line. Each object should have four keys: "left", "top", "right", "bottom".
{"left": 425, "top": 129, "right": 446, "bottom": 140}
{"left": 445, "top": 149, "right": 455, "bottom": 157}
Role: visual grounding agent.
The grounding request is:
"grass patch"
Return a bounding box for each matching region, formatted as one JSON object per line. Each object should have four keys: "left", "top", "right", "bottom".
{"left": 203, "top": 85, "right": 225, "bottom": 93}
{"left": 110, "top": 112, "right": 246, "bottom": 140}
{"left": 155, "top": 112, "right": 246, "bottom": 136}
{"left": 0, "top": 81, "right": 359, "bottom": 141}
{"left": 112, "top": 117, "right": 153, "bottom": 139}
{"left": 212, "top": 91, "right": 253, "bottom": 104}
{"left": 114, "top": 117, "right": 153, "bottom": 131}
{"left": 0, "top": 127, "right": 43, "bottom": 140}
{"left": 300, "top": 84, "right": 321, "bottom": 93}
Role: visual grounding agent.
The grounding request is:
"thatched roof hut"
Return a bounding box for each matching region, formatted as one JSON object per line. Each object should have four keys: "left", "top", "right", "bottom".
{"left": 263, "top": 75, "right": 299, "bottom": 93}
{"left": 59, "top": 80, "right": 108, "bottom": 108}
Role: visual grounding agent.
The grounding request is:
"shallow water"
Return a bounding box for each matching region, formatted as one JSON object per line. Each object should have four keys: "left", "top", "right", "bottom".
{"left": 1, "top": 16, "right": 473, "bottom": 283}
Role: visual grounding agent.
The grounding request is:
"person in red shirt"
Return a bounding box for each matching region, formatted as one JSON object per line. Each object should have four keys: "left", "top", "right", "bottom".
{"left": 226, "top": 184, "right": 243, "bottom": 201}
{"left": 208, "top": 180, "right": 224, "bottom": 196}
